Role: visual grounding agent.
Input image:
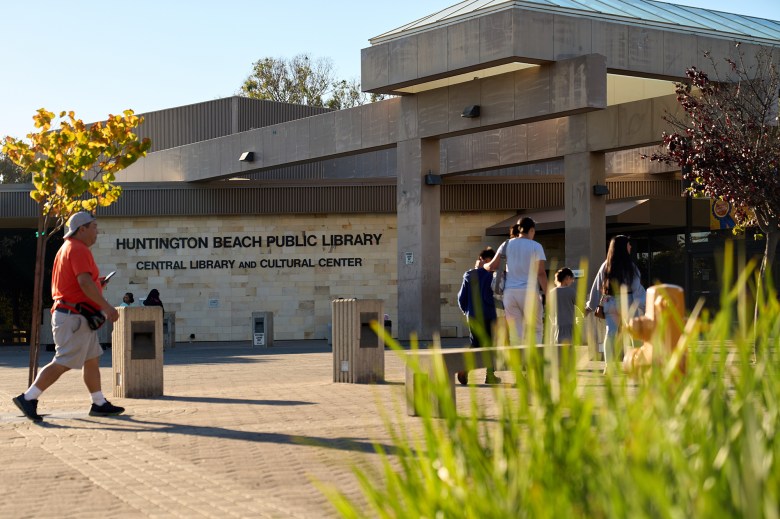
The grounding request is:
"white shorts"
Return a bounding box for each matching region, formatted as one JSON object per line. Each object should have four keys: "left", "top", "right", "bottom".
{"left": 52, "top": 310, "right": 103, "bottom": 369}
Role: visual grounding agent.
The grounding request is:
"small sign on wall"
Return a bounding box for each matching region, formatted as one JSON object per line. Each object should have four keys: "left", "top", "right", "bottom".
{"left": 208, "top": 299, "right": 220, "bottom": 308}
{"left": 404, "top": 252, "right": 414, "bottom": 265}
{"left": 253, "top": 333, "right": 265, "bottom": 346}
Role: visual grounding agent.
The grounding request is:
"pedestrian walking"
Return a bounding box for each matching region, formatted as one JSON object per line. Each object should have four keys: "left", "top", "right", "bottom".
{"left": 12, "top": 211, "right": 124, "bottom": 422}
{"left": 550, "top": 267, "right": 579, "bottom": 344}
{"left": 456, "top": 247, "right": 501, "bottom": 385}
{"left": 586, "top": 235, "right": 646, "bottom": 372}
{"left": 485, "top": 217, "right": 548, "bottom": 344}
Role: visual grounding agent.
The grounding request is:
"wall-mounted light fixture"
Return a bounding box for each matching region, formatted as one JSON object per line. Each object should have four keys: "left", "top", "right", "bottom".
{"left": 461, "top": 105, "right": 480, "bottom": 118}
{"left": 425, "top": 171, "right": 443, "bottom": 185}
{"left": 239, "top": 151, "right": 255, "bottom": 162}
{"left": 593, "top": 184, "right": 610, "bottom": 196}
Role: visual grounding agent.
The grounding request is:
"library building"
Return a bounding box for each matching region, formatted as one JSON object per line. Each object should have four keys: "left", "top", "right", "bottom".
{"left": 2, "top": 0, "right": 779, "bottom": 344}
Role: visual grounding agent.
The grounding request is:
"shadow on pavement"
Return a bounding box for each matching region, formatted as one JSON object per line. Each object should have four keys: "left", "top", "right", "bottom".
{"left": 156, "top": 395, "right": 314, "bottom": 406}
{"left": 38, "top": 416, "right": 401, "bottom": 455}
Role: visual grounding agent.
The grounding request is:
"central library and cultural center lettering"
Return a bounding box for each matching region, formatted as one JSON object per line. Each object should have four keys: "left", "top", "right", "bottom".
{"left": 116, "top": 233, "right": 384, "bottom": 271}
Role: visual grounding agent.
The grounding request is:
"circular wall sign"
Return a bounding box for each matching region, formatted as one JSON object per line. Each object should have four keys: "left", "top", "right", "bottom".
{"left": 712, "top": 199, "right": 731, "bottom": 219}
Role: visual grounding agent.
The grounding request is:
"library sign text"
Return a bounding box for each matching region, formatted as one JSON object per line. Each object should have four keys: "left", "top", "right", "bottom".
{"left": 116, "top": 233, "right": 383, "bottom": 271}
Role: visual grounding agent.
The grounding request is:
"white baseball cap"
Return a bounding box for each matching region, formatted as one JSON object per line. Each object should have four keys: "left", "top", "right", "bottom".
{"left": 63, "top": 211, "right": 96, "bottom": 238}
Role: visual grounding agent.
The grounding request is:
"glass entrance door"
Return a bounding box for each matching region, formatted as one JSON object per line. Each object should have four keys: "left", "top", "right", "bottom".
{"left": 690, "top": 252, "right": 720, "bottom": 312}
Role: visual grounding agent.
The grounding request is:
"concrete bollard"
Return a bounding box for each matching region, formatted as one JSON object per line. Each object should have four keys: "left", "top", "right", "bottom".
{"left": 624, "top": 284, "right": 686, "bottom": 377}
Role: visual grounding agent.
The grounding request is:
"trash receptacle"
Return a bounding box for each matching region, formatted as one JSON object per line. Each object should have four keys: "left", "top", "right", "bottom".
{"left": 332, "top": 299, "right": 384, "bottom": 383}
{"left": 251, "top": 312, "right": 274, "bottom": 347}
{"left": 97, "top": 318, "right": 114, "bottom": 348}
{"left": 112, "top": 306, "right": 164, "bottom": 398}
{"left": 384, "top": 318, "right": 392, "bottom": 341}
{"left": 163, "top": 312, "right": 176, "bottom": 349}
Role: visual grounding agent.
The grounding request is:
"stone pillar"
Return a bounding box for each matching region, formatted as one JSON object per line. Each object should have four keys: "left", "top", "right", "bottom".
{"left": 564, "top": 151, "right": 606, "bottom": 284}
{"left": 397, "top": 138, "right": 441, "bottom": 341}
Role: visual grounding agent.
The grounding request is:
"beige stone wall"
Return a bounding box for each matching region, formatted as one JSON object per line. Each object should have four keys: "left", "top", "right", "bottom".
{"left": 94, "top": 212, "right": 511, "bottom": 343}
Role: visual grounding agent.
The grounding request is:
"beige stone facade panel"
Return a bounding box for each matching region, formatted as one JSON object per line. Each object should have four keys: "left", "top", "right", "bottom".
{"left": 416, "top": 89, "right": 450, "bottom": 138}
{"left": 498, "top": 125, "right": 527, "bottom": 165}
{"left": 418, "top": 27, "right": 449, "bottom": 78}
{"left": 441, "top": 135, "right": 473, "bottom": 174}
{"left": 387, "top": 96, "right": 406, "bottom": 143}
{"left": 124, "top": 152, "right": 158, "bottom": 183}
{"left": 514, "top": 66, "right": 552, "bottom": 119}
{"left": 334, "top": 108, "right": 363, "bottom": 154}
{"left": 389, "top": 36, "right": 418, "bottom": 85}
{"left": 360, "top": 98, "right": 391, "bottom": 149}
{"left": 736, "top": 43, "right": 772, "bottom": 75}
{"left": 361, "top": 44, "right": 389, "bottom": 92}
{"left": 512, "top": 9, "right": 555, "bottom": 62}
{"left": 448, "top": 18, "right": 481, "bottom": 71}
{"left": 526, "top": 120, "right": 558, "bottom": 162}
{"left": 283, "top": 118, "right": 312, "bottom": 162}
{"left": 695, "top": 36, "right": 734, "bottom": 76}
{"left": 592, "top": 20, "right": 628, "bottom": 70}
{"left": 480, "top": 73, "right": 516, "bottom": 127}
{"left": 261, "top": 124, "right": 288, "bottom": 167}
{"left": 99, "top": 212, "right": 519, "bottom": 343}
{"left": 471, "top": 130, "right": 501, "bottom": 171}
{"left": 554, "top": 15, "right": 592, "bottom": 60}
{"left": 652, "top": 95, "right": 681, "bottom": 138}
{"left": 158, "top": 148, "right": 184, "bottom": 182}
{"left": 551, "top": 54, "right": 607, "bottom": 113}
{"left": 479, "top": 10, "right": 514, "bottom": 63}
{"left": 663, "top": 32, "right": 698, "bottom": 78}
{"left": 617, "top": 98, "right": 657, "bottom": 148}
{"left": 556, "top": 115, "right": 587, "bottom": 156}
{"left": 308, "top": 111, "right": 337, "bottom": 158}
{"left": 447, "top": 79, "right": 482, "bottom": 134}
{"left": 628, "top": 26, "right": 665, "bottom": 76}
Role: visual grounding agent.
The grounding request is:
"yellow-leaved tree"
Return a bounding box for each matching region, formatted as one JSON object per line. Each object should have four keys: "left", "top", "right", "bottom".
{"left": 2, "top": 109, "right": 151, "bottom": 384}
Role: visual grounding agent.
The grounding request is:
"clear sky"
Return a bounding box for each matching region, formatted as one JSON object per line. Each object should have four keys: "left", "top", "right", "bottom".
{"left": 2, "top": 0, "right": 779, "bottom": 140}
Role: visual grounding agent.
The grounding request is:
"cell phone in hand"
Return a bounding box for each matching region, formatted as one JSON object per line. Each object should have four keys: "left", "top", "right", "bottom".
{"left": 102, "top": 271, "right": 116, "bottom": 286}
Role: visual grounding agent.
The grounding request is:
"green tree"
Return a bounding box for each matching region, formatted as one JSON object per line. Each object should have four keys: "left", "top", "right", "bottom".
{"left": 2, "top": 109, "right": 151, "bottom": 384}
{"left": 239, "top": 54, "right": 385, "bottom": 110}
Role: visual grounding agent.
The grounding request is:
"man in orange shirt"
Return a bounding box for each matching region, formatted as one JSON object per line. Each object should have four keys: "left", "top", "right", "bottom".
{"left": 13, "top": 212, "right": 123, "bottom": 422}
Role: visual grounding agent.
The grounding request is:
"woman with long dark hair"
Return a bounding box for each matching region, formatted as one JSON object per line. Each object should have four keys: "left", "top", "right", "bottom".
{"left": 586, "top": 235, "right": 645, "bottom": 371}
{"left": 143, "top": 289, "right": 164, "bottom": 312}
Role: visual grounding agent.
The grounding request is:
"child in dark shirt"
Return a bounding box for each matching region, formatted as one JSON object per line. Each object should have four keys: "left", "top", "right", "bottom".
{"left": 457, "top": 247, "right": 501, "bottom": 385}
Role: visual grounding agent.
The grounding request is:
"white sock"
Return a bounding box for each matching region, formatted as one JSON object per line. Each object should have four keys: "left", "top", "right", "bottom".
{"left": 24, "top": 386, "right": 43, "bottom": 401}
{"left": 90, "top": 391, "right": 107, "bottom": 406}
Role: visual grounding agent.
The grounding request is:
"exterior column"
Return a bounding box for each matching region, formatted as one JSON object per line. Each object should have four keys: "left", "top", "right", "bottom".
{"left": 564, "top": 152, "right": 606, "bottom": 284}
{"left": 397, "top": 138, "right": 441, "bottom": 341}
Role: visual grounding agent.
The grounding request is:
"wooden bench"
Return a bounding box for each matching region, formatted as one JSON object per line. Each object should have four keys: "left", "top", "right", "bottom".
{"left": 404, "top": 344, "right": 589, "bottom": 417}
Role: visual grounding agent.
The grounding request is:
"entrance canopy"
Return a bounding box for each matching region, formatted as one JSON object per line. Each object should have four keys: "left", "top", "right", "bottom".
{"left": 486, "top": 197, "right": 711, "bottom": 236}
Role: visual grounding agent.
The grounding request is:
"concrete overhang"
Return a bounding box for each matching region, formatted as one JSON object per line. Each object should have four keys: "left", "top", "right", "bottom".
{"left": 120, "top": 54, "right": 607, "bottom": 183}
{"left": 397, "top": 66, "right": 676, "bottom": 107}
{"left": 485, "top": 197, "right": 711, "bottom": 235}
{"left": 362, "top": 1, "right": 776, "bottom": 95}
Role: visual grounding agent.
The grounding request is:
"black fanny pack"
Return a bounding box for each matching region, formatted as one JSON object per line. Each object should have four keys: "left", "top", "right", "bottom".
{"left": 75, "top": 302, "right": 106, "bottom": 330}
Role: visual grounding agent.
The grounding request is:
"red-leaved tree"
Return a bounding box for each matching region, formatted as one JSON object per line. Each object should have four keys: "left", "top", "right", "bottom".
{"left": 651, "top": 45, "right": 780, "bottom": 290}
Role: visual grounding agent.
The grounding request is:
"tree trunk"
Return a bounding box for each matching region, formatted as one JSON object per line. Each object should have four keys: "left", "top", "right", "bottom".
{"left": 762, "top": 229, "right": 779, "bottom": 279}
{"left": 28, "top": 215, "right": 48, "bottom": 386}
{"left": 754, "top": 220, "right": 779, "bottom": 353}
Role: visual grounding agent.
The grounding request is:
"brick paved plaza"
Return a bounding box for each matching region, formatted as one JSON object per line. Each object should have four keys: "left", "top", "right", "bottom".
{"left": 1, "top": 341, "right": 603, "bottom": 518}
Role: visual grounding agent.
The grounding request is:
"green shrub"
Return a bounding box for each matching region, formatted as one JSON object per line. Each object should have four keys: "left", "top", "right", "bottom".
{"left": 327, "top": 254, "right": 780, "bottom": 518}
